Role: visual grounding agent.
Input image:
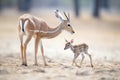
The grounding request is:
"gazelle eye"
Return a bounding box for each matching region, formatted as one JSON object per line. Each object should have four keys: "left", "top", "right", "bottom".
{"left": 68, "top": 24, "right": 70, "bottom": 26}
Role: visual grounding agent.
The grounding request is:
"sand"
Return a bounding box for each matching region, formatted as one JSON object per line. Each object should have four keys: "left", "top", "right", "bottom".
{"left": 0, "top": 11, "right": 120, "bottom": 80}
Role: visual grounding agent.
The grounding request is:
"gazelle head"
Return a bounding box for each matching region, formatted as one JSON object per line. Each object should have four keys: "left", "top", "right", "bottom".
{"left": 64, "top": 39, "right": 74, "bottom": 50}
{"left": 55, "top": 10, "right": 75, "bottom": 34}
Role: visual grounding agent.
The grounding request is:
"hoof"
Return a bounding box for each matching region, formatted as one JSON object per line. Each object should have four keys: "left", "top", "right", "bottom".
{"left": 24, "top": 64, "right": 27, "bottom": 66}
{"left": 91, "top": 65, "right": 94, "bottom": 68}
{"left": 34, "top": 64, "right": 38, "bottom": 66}
{"left": 44, "top": 63, "right": 48, "bottom": 66}
{"left": 22, "top": 63, "right": 27, "bottom": 66}
{"left": 76, "top": 65, "right": 81, "bottom": 68}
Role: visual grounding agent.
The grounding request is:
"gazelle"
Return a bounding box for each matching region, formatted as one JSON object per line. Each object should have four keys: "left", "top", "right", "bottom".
{"left": 64, "top": 39, "right": 93, "bottom": 67}
{"left": 18, "top": 10, "right": 75, "bottom": 66}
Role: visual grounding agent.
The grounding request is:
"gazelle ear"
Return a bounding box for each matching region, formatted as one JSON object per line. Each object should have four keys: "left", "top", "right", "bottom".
{"left": 70, "top": 39, "right": 74, "bottom": 43}
{"left": 55, "top": 10, "right": 64, "bottom": 22}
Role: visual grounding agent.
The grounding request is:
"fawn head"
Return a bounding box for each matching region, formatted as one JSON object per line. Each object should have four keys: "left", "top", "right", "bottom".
{"left": 64, "top": 39, "right": 74, "bottom": 50}
{"left": 55, "top": 10, "right": 75, "bottom": 34}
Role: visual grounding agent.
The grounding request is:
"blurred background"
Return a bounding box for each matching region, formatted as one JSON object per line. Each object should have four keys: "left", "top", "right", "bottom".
{"left": 0, "top": 0, "right": 120, "bottom": 16}
{"left": 0, "top": 0, "right": 120, "bottom": 62}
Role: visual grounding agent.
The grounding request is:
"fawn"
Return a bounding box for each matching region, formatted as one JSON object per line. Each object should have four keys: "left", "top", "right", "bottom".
{"left": 64, "top": 39, "right": 93, "bottom": 67}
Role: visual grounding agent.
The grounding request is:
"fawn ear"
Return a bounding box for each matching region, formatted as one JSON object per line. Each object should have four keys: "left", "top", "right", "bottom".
{"left": 65, "top": 39, "right": 68, "bottom": 42}
{"left": 70, "top": 39, "right": 74, "bottom": 43}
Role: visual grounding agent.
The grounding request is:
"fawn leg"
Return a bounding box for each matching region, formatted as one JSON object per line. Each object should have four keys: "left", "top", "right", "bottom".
{"left": 85, "top": 52, "right": 93, "bottom": 67}
{"left": 80, "top": 53, "right": 85, "bottom": 67}
{"left": 72, "top": 53, "right": 79, "bottom": 67}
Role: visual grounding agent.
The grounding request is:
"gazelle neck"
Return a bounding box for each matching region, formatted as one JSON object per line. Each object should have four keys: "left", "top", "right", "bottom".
{"left": 46, "top": 23, "right": 64, "bottom": 38}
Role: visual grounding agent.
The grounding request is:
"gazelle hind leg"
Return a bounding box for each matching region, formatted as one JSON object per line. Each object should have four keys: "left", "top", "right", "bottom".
{"left": 34, "top": 36, "right": 40, "bottom": 65}
{"left": 19, "top": 35, "right": 24, "bottom": 65}
{"left": 80, "top": 53, "right": 85, "bottom": 67}
{"left": 40, "top": 40, "right": 48, "bottom": 66}
{"left": 23, "top": 34, "right": 33, "bottom": 66}
{"left": 85, "top": 52, "right": 93, "bottom": 67}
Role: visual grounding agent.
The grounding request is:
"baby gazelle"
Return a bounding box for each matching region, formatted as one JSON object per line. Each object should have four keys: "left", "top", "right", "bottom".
{"left": 64, "top": 39, "right": 93, "bottom": 67}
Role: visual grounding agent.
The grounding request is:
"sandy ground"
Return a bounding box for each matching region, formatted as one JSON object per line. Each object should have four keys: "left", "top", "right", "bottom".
{"left": 0, "top": 10, "right": 120, "bottom": 80}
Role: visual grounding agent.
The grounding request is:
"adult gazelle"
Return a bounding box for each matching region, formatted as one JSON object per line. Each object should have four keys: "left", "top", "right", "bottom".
{"left": 18, "top": 10, "right": 75, "bottom": 66}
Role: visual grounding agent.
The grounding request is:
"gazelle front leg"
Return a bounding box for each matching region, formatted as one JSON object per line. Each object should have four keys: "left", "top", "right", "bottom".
{"left": 34, "top": 36, "right": 40, "bottom": 65}
{"left": 40, "top": 40, "right": 48, "bottom": 66}
{"left": 23, "top": 34, "right": 33, "bottom": 66}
